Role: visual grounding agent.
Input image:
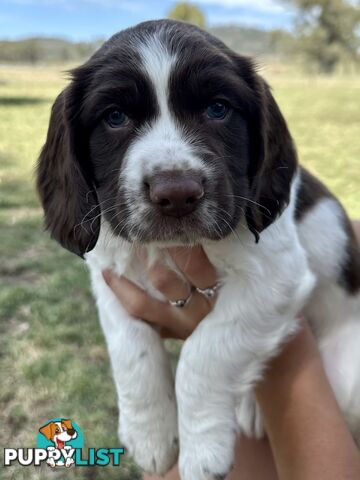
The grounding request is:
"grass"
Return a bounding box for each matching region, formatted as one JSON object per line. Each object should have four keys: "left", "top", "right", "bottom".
{"left": 0, "top": 63, "right": 359, "bottom": 479}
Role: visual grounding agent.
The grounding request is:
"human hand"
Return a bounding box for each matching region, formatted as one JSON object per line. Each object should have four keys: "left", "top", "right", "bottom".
{"left": 104, "top": 220, "right": 360, "bottom": 341}
{"left": 102, "top": 246, "right": 218, "bottom": 340}
{"left": 353, "top": 219, "right": 360, "bottom": 243}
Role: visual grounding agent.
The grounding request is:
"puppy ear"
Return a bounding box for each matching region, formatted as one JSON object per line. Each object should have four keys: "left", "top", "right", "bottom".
{"left": 61, "top": 419, "right": 73, "bottom": 430}
{"left": 245, "top": 72, "right": 297, "bottom": 240}
{"left": 36, "top": 88, "right": 100, "bottom": 257}
{"left": 39, "top": 422, "right": 55, "bottom": 441}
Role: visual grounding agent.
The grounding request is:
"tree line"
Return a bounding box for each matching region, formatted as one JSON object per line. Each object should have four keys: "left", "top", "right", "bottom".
{"left": 168, "top": 1, "right": 360, "bottom": 73}
{"left": 0, "top": 0, "right": 359, "bottom": 73}
{"left": 0, "top": 37, "right": 103, "bottom": 65}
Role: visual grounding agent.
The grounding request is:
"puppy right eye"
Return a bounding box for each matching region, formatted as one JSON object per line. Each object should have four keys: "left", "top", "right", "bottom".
{"left": 206, "top": 101, "right": 229, "bottom": 120}
{"left": 105, "top": 110, "right": 128, "bottom": 128}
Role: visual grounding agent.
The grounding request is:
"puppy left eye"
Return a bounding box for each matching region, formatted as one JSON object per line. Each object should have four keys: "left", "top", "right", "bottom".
{"left": 206, "top": 102, "right": 229, "bottom": 120}
{"left": 105, "top": 110, "right": 128, "bottom": 128}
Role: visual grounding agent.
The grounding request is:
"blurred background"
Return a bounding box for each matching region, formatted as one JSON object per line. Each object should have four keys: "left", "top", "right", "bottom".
{"left": 0, "top": 1, "right": 359, "bottom": 479}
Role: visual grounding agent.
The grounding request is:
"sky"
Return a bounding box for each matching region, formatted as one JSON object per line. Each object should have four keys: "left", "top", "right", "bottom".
{"left": 0, "top": 0, "right": 295, "bottom": 41}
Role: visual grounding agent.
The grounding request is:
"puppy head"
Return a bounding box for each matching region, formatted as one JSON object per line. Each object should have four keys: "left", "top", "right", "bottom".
{"left": 39, "top": 419, "right": 76, "bottom": 443}
{"left": 37, "top": 20, "right": 297, "bottom": 256}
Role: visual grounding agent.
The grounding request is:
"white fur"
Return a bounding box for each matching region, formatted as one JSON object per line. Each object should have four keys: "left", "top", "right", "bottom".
{"left": 299, "top": 199, "right": 360, "bottom": 441}
{"left": 84, "top": 34, "right": 360, "bottom": 479}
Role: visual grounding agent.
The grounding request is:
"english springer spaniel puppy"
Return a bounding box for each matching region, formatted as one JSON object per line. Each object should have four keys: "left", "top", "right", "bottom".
{"left": 37, "top": 19, "right": 360, "bottom": 480}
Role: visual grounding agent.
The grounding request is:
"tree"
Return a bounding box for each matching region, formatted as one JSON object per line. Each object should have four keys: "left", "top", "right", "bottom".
{"left": 168, "top": 2, "right": 206, "bottom": 28}
{"left": 286, "top": 0, "right": 360, "bottom": 72}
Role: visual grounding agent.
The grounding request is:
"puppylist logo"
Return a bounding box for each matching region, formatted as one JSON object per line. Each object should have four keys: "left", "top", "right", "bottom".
{"left": 4, "top": 418, "right": 124, "bottom": 468}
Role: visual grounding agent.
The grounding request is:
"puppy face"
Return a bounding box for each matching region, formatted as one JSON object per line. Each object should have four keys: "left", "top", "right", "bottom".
{"left": 87, "top": 30, "right": 255, "bottom": 244}
{"left": 39, "top": 419, "right": 77, "bottom": 447}
{"left": 37, "top": 20, "right": 297, "bottom": 256}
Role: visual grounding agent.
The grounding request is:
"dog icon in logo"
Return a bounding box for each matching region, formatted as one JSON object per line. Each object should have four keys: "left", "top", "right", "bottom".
{"left": 39, "top": 419, "right": 77, "bottom": 467}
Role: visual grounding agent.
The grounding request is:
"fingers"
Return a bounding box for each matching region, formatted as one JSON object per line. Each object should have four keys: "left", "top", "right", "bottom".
{"left": 167, "top": 245, "right": 218, "bottom": 290}
{"left": 102, "top": 245, "right": 219, "bottom": 341}
{"left": 145, "top": 253, "right": 215, "bottom": 314}
{"left": 146, "top": 262, "right": 190, "bottom": 304}
{"left": 144, "top": 251, "right": 216, "bottom": 313}
{"left": 102, "top": 269, "right": 210, "bottom": 340}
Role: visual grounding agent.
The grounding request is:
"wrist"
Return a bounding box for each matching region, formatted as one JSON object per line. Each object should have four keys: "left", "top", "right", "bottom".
{"left": 255, "top": 321, "right": 360, "bottom": 480}
{"left": 256, "top": 321, "right": 320, "bottom": 404}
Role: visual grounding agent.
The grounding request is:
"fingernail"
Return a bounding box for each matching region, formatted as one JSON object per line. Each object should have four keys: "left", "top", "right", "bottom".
{"left": 102, "top": 269, "right": 113, "bottom": 285}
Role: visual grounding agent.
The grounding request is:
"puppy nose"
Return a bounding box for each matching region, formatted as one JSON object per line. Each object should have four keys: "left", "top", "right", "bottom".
{"left": 147, "top": 173, "right": 204, "bottom": 217}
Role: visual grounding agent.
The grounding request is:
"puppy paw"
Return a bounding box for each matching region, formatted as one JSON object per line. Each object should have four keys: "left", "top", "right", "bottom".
{"left": 65, "top": 457, "right": 75, "bottom": 467}
{"left": 179, "top": 435, "right": 235, "bottom": 480}
{"left": 47, "top": 458, "right": 56, "bottom": 468}
{"left": 119, "top": 405, "right": 178, "bottom": 475}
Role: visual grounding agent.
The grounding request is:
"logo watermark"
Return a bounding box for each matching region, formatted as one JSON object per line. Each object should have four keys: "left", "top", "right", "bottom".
{"left": 4, "top": 417, "right": 124, "bottom": 468}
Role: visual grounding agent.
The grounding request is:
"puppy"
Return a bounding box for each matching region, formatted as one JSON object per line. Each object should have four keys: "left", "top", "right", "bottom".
{"left": 39, "top": 419, "right": 77, "bottom": 467}
{"left": 37, "top": 20, "right": 360, "bottom": 480}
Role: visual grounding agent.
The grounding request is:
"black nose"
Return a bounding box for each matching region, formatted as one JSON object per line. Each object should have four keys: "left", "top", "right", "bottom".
{"left": 147, "top": 172, "right": 204, "bottom": 217}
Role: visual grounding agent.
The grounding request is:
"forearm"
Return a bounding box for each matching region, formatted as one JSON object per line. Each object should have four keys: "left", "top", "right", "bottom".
{"left": 256, "top": 323, "right": 360, "bottom": 480}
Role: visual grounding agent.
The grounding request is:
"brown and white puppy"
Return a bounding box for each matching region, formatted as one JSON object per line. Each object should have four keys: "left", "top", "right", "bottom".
{"left": 39, "top": 419, "right": 77, "bottom": 467}
{"left": 37, "top": 20, "right": 360, "bottom": 480}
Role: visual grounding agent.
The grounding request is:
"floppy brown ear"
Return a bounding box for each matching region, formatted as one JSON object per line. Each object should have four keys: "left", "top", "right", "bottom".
{"left": 61, "top": 419, "right": 73, "bottom": 430}
{"left": 36, "top": 88, "right": 100, "bottom": 257}
{"left": 245, "top": 73, "right": 298, "bottom": 240}
{"left": 39, "top": 422, "right": 55, "bottom": 441}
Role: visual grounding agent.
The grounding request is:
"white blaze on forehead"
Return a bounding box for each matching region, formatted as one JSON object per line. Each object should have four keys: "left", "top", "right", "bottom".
{"left": 121, "top": 32, "right": 206, "bottom": 188}
{"left": 138, "top": 33, "right": 175, "bottom": 121}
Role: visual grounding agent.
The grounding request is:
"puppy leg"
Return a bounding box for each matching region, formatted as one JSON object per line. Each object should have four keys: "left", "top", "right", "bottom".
{"left": 176, "top": 312, "right": 298, "bottom": 480}
{"left": 94, "top": 275, "right": 178, "bottom": 475}
{"left": 175, "top": 321, "right": 245, "bottom": 480}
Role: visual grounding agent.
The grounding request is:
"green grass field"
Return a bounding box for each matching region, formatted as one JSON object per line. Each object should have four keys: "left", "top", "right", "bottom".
{"left": 0, "top": 64, "right": 359, "bottom": 479}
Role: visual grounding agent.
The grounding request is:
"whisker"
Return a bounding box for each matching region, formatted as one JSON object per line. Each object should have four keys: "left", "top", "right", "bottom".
{"left": 221, "top": 194, "right": 271, "bottom": 216}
